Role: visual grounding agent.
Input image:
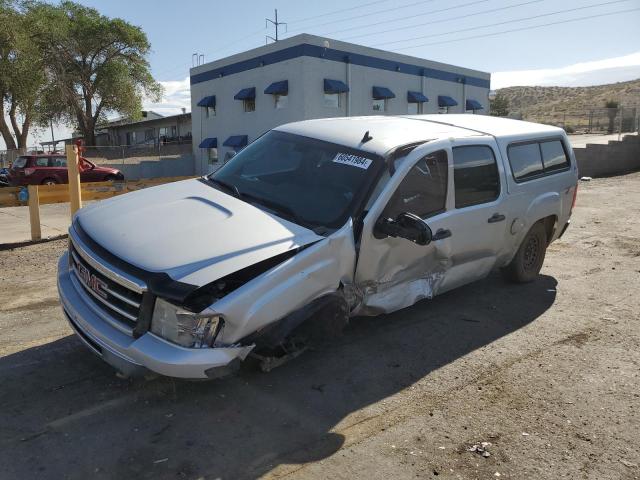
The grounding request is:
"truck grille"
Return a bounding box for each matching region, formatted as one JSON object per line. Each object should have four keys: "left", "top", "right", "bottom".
{"left": 69, "top": 243, "right": 143, "bottom": 329}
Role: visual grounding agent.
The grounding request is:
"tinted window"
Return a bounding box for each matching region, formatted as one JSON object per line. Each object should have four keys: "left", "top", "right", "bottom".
{"left": 508, "top": 143, "right": 544, "bottom": 181}
{"left": 453, "top": 146, "right": 500, "bottom": 208}
{"left": 540, "top": 140, "right": 569, "bottom": 172}
{"left": 382, "top": 150, "right": 448, "bottom": 219}
{"left": 52, "top": 157, "right": 67, "bottom": 167}
{"left": 34, "top": 157, "right": 49, "bottom": 167}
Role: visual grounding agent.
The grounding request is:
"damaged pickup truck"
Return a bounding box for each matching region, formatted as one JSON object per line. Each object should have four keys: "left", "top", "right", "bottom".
{"left": 57, "top": 115, "right": 578, "bottom": 379}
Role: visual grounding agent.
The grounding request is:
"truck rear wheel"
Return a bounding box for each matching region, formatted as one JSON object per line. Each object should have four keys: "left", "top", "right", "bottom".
{"left": 502, "top": 222, "right": 547, "bottom": 283}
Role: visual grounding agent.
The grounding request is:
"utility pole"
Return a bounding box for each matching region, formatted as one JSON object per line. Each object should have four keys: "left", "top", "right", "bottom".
{"left": 266, "top": 9, "right": 286, "bottom": 43}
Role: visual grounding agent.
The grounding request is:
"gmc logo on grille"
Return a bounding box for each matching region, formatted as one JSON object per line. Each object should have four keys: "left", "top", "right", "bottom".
{"left": 77, "top": 261, "right": 108, "bottom": 299}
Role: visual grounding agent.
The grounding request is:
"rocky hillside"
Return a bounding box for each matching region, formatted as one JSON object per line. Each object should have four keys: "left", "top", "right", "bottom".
{"left": 495, "top": 78, "right": 640, "bottom": 131}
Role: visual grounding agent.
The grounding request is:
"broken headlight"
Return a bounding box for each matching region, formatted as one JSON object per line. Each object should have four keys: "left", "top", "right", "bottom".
{"left": 151, "top": 298, "right": 223, "bottom": 348}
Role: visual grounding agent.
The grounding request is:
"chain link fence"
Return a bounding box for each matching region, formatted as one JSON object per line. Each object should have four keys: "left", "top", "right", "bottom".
{"left": 518, "top": 106, "right": 639, "bottom": 135}
{"left": 1, "top": 140, "right": 195, "bottom": 179}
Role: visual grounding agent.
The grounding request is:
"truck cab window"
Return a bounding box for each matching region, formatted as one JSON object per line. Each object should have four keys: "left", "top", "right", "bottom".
{"left": 381, "top": 149, "right": 448, "bottom": 220}
{"left": 453, "top": 145, "right": 500, "bottom": 208}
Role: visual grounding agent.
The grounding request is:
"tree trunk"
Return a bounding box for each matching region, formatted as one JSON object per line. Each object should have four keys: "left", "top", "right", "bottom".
{"left": 0, "top": 114, "right": 17, "bottom": 150}
{"left": 17, "top": 113, "right": 31, "bottom": 149}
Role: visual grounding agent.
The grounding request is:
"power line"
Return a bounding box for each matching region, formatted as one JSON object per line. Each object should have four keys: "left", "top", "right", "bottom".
{"left": 338, "top": 0, "right": 546, "bottom": 41}
{"left": 286, "top": 0, "right": 391, "bottom": 25}
{"left": 392, "top": 7, "right": 640, "bottom": 51}
{"left": 285, "top": 0, "right": 439, "bottom": 35}
{"left": 323, "top": 0, "right": 490, "bottom": 38}
{"left": 372, "top": 0, "right": 633, "bottom": 48}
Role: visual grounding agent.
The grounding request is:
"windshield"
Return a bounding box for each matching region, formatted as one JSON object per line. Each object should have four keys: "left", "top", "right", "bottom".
{"left": 208, "top": 131, "right": 384, "bottom": 231}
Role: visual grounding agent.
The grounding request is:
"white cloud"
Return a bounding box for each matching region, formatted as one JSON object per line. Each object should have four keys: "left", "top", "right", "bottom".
{"left": 143, "top": 77, "right": 191, "bottom": 116}
{"left": 492, "top": 51, "right": 640, "bottom": 89}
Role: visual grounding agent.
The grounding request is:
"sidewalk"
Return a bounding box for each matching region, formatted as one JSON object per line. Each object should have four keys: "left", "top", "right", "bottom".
{"left": 0, "top": 203, "right": 72, "bottom": 245}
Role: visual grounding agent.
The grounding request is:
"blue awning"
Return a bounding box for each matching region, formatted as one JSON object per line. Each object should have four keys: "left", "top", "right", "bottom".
{"left": 438, "top": 95, "right": 458, "bottom": 107}
{"left": 466, "top": 99, "right": 483, "bottom": 110}
{"left": 197, "top": 96, "right": 216, "bottom": 108}
{"left": 407, "top": 91, "right": 429, "bottom": 103}
{"left": 223, "top": 135, "right": 248, "bottom": 148}
{"left": 324, "top": 79, "right": 349, "bottom": 94}
{"left": 198, "top": 137, "right": 217, "bottom": 148}
{"left": 234, "top": 87, "right": 256, "bottom": 100}
{"left": 372, "top": 86, "right": 395, "bottom": 100}
{"left": 264, "top": 80, "right": 288, "bottom": 95}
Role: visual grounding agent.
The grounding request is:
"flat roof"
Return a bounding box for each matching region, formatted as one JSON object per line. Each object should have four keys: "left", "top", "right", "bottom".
{"left": 190, "top": 33, "right": 490, "bottom": 89}
{"left": 276, "top": 115, "right": 563, "bottom": 155}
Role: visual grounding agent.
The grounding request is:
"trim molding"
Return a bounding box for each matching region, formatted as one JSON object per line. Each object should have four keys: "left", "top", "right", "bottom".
{"left": 191, "top": 43, "right": 490, "bottom": 89}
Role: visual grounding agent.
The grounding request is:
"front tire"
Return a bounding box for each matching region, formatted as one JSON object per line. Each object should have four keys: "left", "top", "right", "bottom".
{"left": 502, "top": 222, "right": 547, "bottom": 283}
{"left": 41, "top": 178, "right": 58, "bottom": 185}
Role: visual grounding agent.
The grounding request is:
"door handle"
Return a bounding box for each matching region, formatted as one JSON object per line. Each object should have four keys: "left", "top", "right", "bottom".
{"left": 432, "top": 228, "right": 452, "bottom": 241}
{"left": 488, "top": 213, "right": 506, "bottom": 223}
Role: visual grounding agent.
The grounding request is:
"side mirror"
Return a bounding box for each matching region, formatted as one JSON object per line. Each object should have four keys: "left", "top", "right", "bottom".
{"left": 374, "top": 212, "right": 432, "bottom": 245}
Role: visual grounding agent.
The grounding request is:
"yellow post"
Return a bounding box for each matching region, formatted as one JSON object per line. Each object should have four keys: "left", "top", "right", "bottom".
{"left": 27, "top": 185, "right": 41, "bottom": 241}
{"left": 66, "top": 144, "right": 82, "bottom": 216}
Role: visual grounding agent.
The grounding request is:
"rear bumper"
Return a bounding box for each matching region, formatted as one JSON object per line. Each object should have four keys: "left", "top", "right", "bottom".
{"left": 57, "top": 252, "right": 253, "bottom": 379}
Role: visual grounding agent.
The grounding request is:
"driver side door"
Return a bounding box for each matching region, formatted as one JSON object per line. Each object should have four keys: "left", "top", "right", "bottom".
{"left": 354, "top": 140, "right": 455, "bottom": 315}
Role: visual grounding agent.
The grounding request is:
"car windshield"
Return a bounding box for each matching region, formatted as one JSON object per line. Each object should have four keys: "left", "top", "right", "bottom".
{"left": 208, "top": 130, "right": 384, "bottom": 232}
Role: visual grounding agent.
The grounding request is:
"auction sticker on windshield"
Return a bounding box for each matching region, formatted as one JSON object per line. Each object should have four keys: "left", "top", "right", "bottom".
{"left": 333, "top": 153, "right": 372, "bottom": 170}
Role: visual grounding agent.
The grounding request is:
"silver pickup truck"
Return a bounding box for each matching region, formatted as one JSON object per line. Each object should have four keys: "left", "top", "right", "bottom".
{"left": 58, "top": 115, "right": 578, "bottom": 379}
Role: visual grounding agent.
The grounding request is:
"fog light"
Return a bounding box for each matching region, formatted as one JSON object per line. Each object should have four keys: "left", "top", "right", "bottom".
{"left": 151, "top": 298, "right": 223, "bottom": 348}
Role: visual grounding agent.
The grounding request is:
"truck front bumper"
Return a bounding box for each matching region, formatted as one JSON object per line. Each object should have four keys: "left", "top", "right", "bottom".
{"left": 57, "top": 252, "right": 253, "bottom": 379}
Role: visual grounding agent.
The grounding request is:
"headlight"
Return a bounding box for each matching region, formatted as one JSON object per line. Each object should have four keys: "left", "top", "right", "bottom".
{"left": 151, "top": 298, "right": 223, "bottom": 348}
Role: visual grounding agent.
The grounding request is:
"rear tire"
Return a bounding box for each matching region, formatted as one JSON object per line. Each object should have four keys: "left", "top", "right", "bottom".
{"left": 502, "top": 222, "right": 547, "bottom": 283}
{"left": 104, "top": 175, "right": 118, "bottom": 182}
{"left": 41, "top": 178, "right": 58, "bottom": 185}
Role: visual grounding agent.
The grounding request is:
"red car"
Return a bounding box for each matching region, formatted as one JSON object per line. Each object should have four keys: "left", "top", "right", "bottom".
{"left": 8, "top": 154, "right": 124, "bottom": 186}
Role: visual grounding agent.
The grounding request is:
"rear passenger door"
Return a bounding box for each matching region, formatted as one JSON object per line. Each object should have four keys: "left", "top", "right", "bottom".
{"left": 435, "top": 139, "right": 509, "bottom": 293}
{"left": 50, "top": 156, "right": 69, "bottom": 183}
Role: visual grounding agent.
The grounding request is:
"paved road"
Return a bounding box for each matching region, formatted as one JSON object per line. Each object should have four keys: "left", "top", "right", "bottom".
{"left": 0, "top": 173, "right": 639, "bottom": 479}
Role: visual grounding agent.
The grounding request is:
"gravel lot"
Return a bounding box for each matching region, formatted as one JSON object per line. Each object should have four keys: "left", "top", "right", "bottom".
{"left": 0, "top": 173, "right": 639, "bottom": 480}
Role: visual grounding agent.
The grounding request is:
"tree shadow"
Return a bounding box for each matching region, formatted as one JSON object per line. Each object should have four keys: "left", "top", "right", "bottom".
{"left": 0, "top": 273, "right": 558, "bottom": 479}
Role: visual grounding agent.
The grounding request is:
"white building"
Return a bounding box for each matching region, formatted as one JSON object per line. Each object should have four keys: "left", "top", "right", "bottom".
{"left": 190, "top": 33, "right": 490, "bottom": 174}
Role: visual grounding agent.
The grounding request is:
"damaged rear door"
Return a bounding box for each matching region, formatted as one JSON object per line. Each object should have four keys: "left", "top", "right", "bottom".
{"left": 353, "top": 139, "right": 455, "bottom": 315}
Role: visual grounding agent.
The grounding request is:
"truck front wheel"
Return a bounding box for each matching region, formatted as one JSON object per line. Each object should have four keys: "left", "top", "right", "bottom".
{"left": 502, "top": 222, "right": 548, "bottom": 283}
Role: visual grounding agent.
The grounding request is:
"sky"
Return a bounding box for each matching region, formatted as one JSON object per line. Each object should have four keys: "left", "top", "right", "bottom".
{"left": 3, "top": 0, "right": 640, "bottom": 149}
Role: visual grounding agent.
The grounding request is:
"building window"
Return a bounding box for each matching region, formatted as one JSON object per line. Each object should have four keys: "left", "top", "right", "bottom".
{"left": 324, "top": 93, "right": 341, "bottom": 108}
{"left": 243, "top": 99, "right": 255, "bottom": 112}
{"left": 372, "top": 98, "right": 386, "bottom": 112}
{"left": 206, "top": 106, "right": 216, "bottom": 118}
{"left": 208, "top": 148, "right": 218, "bottom": 164}
{"left": 407, "top": 103, "right": 419, "bottom": 115}
{"left": 439, "top": 106, "right": 449, "bottom": 114}
{"left": 144, "top": 129, "right": 154, "bottom": 141}
{"left": 275, "top": 94, "right": 288, "bottom": 109}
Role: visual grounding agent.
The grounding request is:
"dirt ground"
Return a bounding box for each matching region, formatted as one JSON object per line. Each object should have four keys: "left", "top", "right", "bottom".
{"left": 0, "top": 173, "right": 639, "bottom": 480}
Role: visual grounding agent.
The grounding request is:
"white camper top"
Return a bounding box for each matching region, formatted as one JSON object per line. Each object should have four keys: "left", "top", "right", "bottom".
{"left": 276, "top": 114, "right": 565, "bottom": 156}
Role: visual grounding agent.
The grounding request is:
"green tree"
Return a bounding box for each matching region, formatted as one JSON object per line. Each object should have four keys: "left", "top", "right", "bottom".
{"left": 31, "top": 1, "right": 162, "bottom": 145}
{"left": 490, "top": 93, "right": 510, "bottom": 117}
{"left": 0, "top": 0, "right": 56, "bottom": 150}
{"left": 605, "top": 100, "right": 619, "bottom": 134}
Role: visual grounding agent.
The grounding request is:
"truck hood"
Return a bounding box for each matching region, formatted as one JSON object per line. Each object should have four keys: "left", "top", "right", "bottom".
{"left": 76, "top": 178, "right": 323, "bottom": 285}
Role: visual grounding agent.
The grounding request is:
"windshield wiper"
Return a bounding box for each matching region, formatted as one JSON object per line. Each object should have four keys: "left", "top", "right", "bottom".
{"left": 208, "top": 177, "right": 241, "bottom": 198}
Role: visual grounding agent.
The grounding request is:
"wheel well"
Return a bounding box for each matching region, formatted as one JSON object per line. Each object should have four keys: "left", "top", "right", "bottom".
{"left": 539, "top": 215, "right": 557, "bottom": 244}
{"left": 41, "top": 177, "right": 57, "bottom": 184}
